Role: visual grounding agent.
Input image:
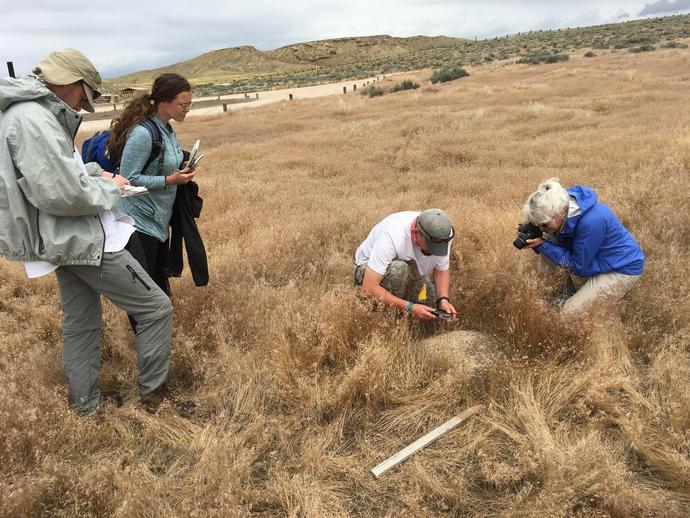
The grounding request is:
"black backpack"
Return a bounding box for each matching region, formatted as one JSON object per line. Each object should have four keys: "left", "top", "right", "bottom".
{"left": 81, "top": 118, "right": 165, "bottom": 175}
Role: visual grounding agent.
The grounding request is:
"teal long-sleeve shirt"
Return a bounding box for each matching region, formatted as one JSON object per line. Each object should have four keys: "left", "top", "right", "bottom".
{"left": 117, "top": 116, "right": 184, "bottom": 242}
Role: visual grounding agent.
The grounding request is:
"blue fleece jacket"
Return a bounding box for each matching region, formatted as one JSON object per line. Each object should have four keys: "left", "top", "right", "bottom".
{"left": 537, "top": 186, "right": 645, "bottom": 277}
{"left": 117, "top": 116, "right": 184, "bottom": 243}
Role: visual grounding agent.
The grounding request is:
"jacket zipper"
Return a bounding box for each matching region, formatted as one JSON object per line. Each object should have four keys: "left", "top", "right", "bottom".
{"left": 96, "top": 214, "right": 106, "bottom": 263}
{"left": 126, "top": 265, "right": 152, "bottom": 290}
{"left": 36, "top": 209, "right": 45, "bottom": 255}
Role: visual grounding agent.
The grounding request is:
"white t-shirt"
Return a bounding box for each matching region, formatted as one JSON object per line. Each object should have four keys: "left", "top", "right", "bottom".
{"left": 23, "top": 150, "right": 135, "bottom": 278}
{"left": 355, "top": 211, "right": 451, "bottom": 277}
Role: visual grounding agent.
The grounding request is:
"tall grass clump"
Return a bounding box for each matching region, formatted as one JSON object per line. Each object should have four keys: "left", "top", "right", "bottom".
{"left": 430, "top": 67, "right": 469, "bottom": 84}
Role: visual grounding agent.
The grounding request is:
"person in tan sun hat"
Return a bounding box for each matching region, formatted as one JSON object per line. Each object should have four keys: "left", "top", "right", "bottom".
{"left": 0, "top": 48, "right": 174, "bottom": 416}
{"left": 33, "top": 48, "right": 103, "bottom": 112}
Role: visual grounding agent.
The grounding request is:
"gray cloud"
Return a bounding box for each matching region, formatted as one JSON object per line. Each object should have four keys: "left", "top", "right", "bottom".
{"left": 639, "top": 0, "right": 690, "bottom": 15}
{"left": 0, "top": 0, "right": 673, "bottom": 79}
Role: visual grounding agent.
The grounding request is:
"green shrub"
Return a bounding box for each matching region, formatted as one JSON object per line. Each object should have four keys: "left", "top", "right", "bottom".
{"left": 390, "top": 80, "right": 420, "bottom": 93}
{"left": 518, "top": 51, "right": 570, "bottom": 65}
{"left": 360, "top": 85, "right": 384, "bottom": 97}
{"left": 629, "top": 44, "right": 656, "bottom": 53}
{"left": 584, "top": 51, "right": 595, "bottom": 58}
{"left": 663, "top": 40, "right": 689, "bottom": 48}
{"left": 430, "top": 67, "right": 469, "bottom": 84}
{"left": 614, "top": 36, "right": 659, "bottom": 49}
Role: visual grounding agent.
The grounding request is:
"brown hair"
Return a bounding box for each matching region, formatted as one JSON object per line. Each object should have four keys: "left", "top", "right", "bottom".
{"left": 107, "top": 73, "right": 191, "bottom": 163}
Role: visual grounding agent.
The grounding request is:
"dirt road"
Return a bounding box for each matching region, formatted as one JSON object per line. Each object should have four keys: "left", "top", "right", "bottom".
{"left": 79, "top": 73, "right": 393, "bottom": 134}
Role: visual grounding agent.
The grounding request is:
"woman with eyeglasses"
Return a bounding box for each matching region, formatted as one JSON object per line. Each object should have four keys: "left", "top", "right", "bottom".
{"left": 108, "top": 73, "right": 196, "bottom": 298}
{"left": 520, "top": 178, "right": 645, "bottom": 315}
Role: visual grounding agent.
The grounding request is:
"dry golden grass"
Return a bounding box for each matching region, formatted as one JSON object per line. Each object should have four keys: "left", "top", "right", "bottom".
{"left": 2, "top": 47, "right": 690, "bottom": 516}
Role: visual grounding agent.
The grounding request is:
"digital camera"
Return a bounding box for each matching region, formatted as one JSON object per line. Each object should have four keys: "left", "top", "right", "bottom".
{"left": 433, "top": 309, "right": 454, "bottom": 321}
{"left": 513, "top": 222, "right": 543, "bottom": 249}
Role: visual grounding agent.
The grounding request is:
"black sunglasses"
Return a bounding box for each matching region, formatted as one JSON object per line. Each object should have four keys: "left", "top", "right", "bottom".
{"left": 82, "top": 80, "right": 102, "bottom": 100}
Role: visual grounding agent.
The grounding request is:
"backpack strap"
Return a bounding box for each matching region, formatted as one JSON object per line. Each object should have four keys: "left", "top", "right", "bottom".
{"left": 138, "top": 118, "right": 166, "bottom": 176}
{"left": 83, "top": 131, "right": 102, "bottom": 161}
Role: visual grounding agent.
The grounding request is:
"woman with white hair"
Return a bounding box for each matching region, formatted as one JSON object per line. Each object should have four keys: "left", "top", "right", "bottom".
{"left": 520, "top": 178, "right": 645, "bottom": 315}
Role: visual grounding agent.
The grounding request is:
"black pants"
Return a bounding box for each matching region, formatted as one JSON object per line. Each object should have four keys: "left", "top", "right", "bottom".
{"left": 125, "top": 231, "right": 171, "bottom": 296}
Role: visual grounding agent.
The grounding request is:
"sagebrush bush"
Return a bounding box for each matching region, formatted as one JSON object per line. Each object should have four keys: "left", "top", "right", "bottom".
{"left": 390, "top": 80, "right": 420, "bottom": 93}
{"left": 518, "top": 51, "right": 570, "bottom": 64}
{"left": 662, "top": 40, "right": 688, "bottom": 48}
{"left": 430, "top": 67, "right": 469, "bottom": 84}
{"left": 360, "top": 85, "right": 384, "bottom": 97}
{"left": 630, "top": 44, "right": 656, "bottom": 53}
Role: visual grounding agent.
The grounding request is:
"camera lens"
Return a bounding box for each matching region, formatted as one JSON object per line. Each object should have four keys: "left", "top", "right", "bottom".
{"left": 513, "top": 235, "right": 527, "bottom": 249}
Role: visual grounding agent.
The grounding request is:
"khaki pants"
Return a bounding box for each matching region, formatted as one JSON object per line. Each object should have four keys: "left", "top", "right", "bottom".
{"left": 539, "top": 255, "right": 639, "bottom": 316}
{"left": 55, "top": 250, "right": 173, "bottom": 415}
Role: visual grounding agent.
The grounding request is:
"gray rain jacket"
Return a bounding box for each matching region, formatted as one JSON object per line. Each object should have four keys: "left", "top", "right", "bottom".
{"left": 0, "top": 76, "right": 120, "bottom": 266}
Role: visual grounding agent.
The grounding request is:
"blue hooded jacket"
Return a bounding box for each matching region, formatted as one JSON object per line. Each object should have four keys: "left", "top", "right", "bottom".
{"left": 537, "top": 186, "right": 645, "bottom": 277}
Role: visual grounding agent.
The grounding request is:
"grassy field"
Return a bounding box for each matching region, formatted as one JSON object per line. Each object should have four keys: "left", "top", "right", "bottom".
{"left": 2, "top": 43, "right": 690, "bottom": 516}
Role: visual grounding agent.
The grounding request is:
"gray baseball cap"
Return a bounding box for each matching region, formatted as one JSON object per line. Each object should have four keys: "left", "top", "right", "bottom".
{"left": 417, "top": 208, "right": 454, "bottom": 256}
{"left": 33, "top": 48, "right": 102, "bottom": 112}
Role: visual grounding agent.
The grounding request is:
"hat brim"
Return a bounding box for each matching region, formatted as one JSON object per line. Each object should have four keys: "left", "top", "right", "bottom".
{"left": 427, "top": 239, "right": 450, "bottom": 256}
{"left": 81, "top": 82, "right": 97, "bottom": 113}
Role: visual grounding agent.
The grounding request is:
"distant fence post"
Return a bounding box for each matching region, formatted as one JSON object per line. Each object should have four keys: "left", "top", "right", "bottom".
{"left": 289, "top": 93, "right": 293, "bottom": 100}
{"left": 223, "top": 103, "right": 228, "bottom": 112}
{"left": 353, "top": 84, "right": 356, "bottom": 91}
{"left": 217, "top": 95, "right": 221, "bottom": 100}
{"left": 343, "top": 86, "right": 346, "bottom": 94}
{"left": 113, "top": 103, "right": 117, "bottom": 111}
{"left": 255, "top": 93, "right": 259, "bottom": 99}
{"left": 7, "top": 61, "right": 15, "bottom": 78}
{"left": 244, "top": 93, "right": 249, "bottom": 99}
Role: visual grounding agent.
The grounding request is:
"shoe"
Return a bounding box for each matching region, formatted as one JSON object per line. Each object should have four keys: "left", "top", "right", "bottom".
{"left": 549, "top": 291, "right": 574, "bottom": 310}
{"left": 141, "top": 384, "right": 168, "bottom": 414}
{"left": 102, "top": 390, "right": 123, "bottom": 408}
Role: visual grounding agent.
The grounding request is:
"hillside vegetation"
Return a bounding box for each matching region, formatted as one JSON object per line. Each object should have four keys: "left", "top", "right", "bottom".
{"left": 2, "top": 40, "right": 690, "bottom": 516}
{"left": 106, "top": 14, "right": 690, "bottom": 95}
{"left": 108, "top": 35, "right": 464, "bottom": 89}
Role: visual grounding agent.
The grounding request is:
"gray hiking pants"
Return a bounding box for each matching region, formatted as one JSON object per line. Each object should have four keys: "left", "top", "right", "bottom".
{"left": 55, "top": 249, "right": 173, "bottom": 415}
{"left": 354, "top": 260, "right": 437, "bottom": 306}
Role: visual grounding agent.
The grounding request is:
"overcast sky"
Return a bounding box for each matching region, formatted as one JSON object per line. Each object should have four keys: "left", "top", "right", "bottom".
{"left": 3, "top": 0, "right": 690, "bottom": 78}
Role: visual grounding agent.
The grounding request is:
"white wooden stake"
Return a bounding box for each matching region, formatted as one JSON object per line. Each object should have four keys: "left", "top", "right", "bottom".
{"left": 371, "top": 406, "right": 481, "bottom": 478}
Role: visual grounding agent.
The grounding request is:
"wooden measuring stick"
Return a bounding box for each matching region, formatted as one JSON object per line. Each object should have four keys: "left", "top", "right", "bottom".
{"left": 371, "top": 406, "right": 481, "bottom": 479}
